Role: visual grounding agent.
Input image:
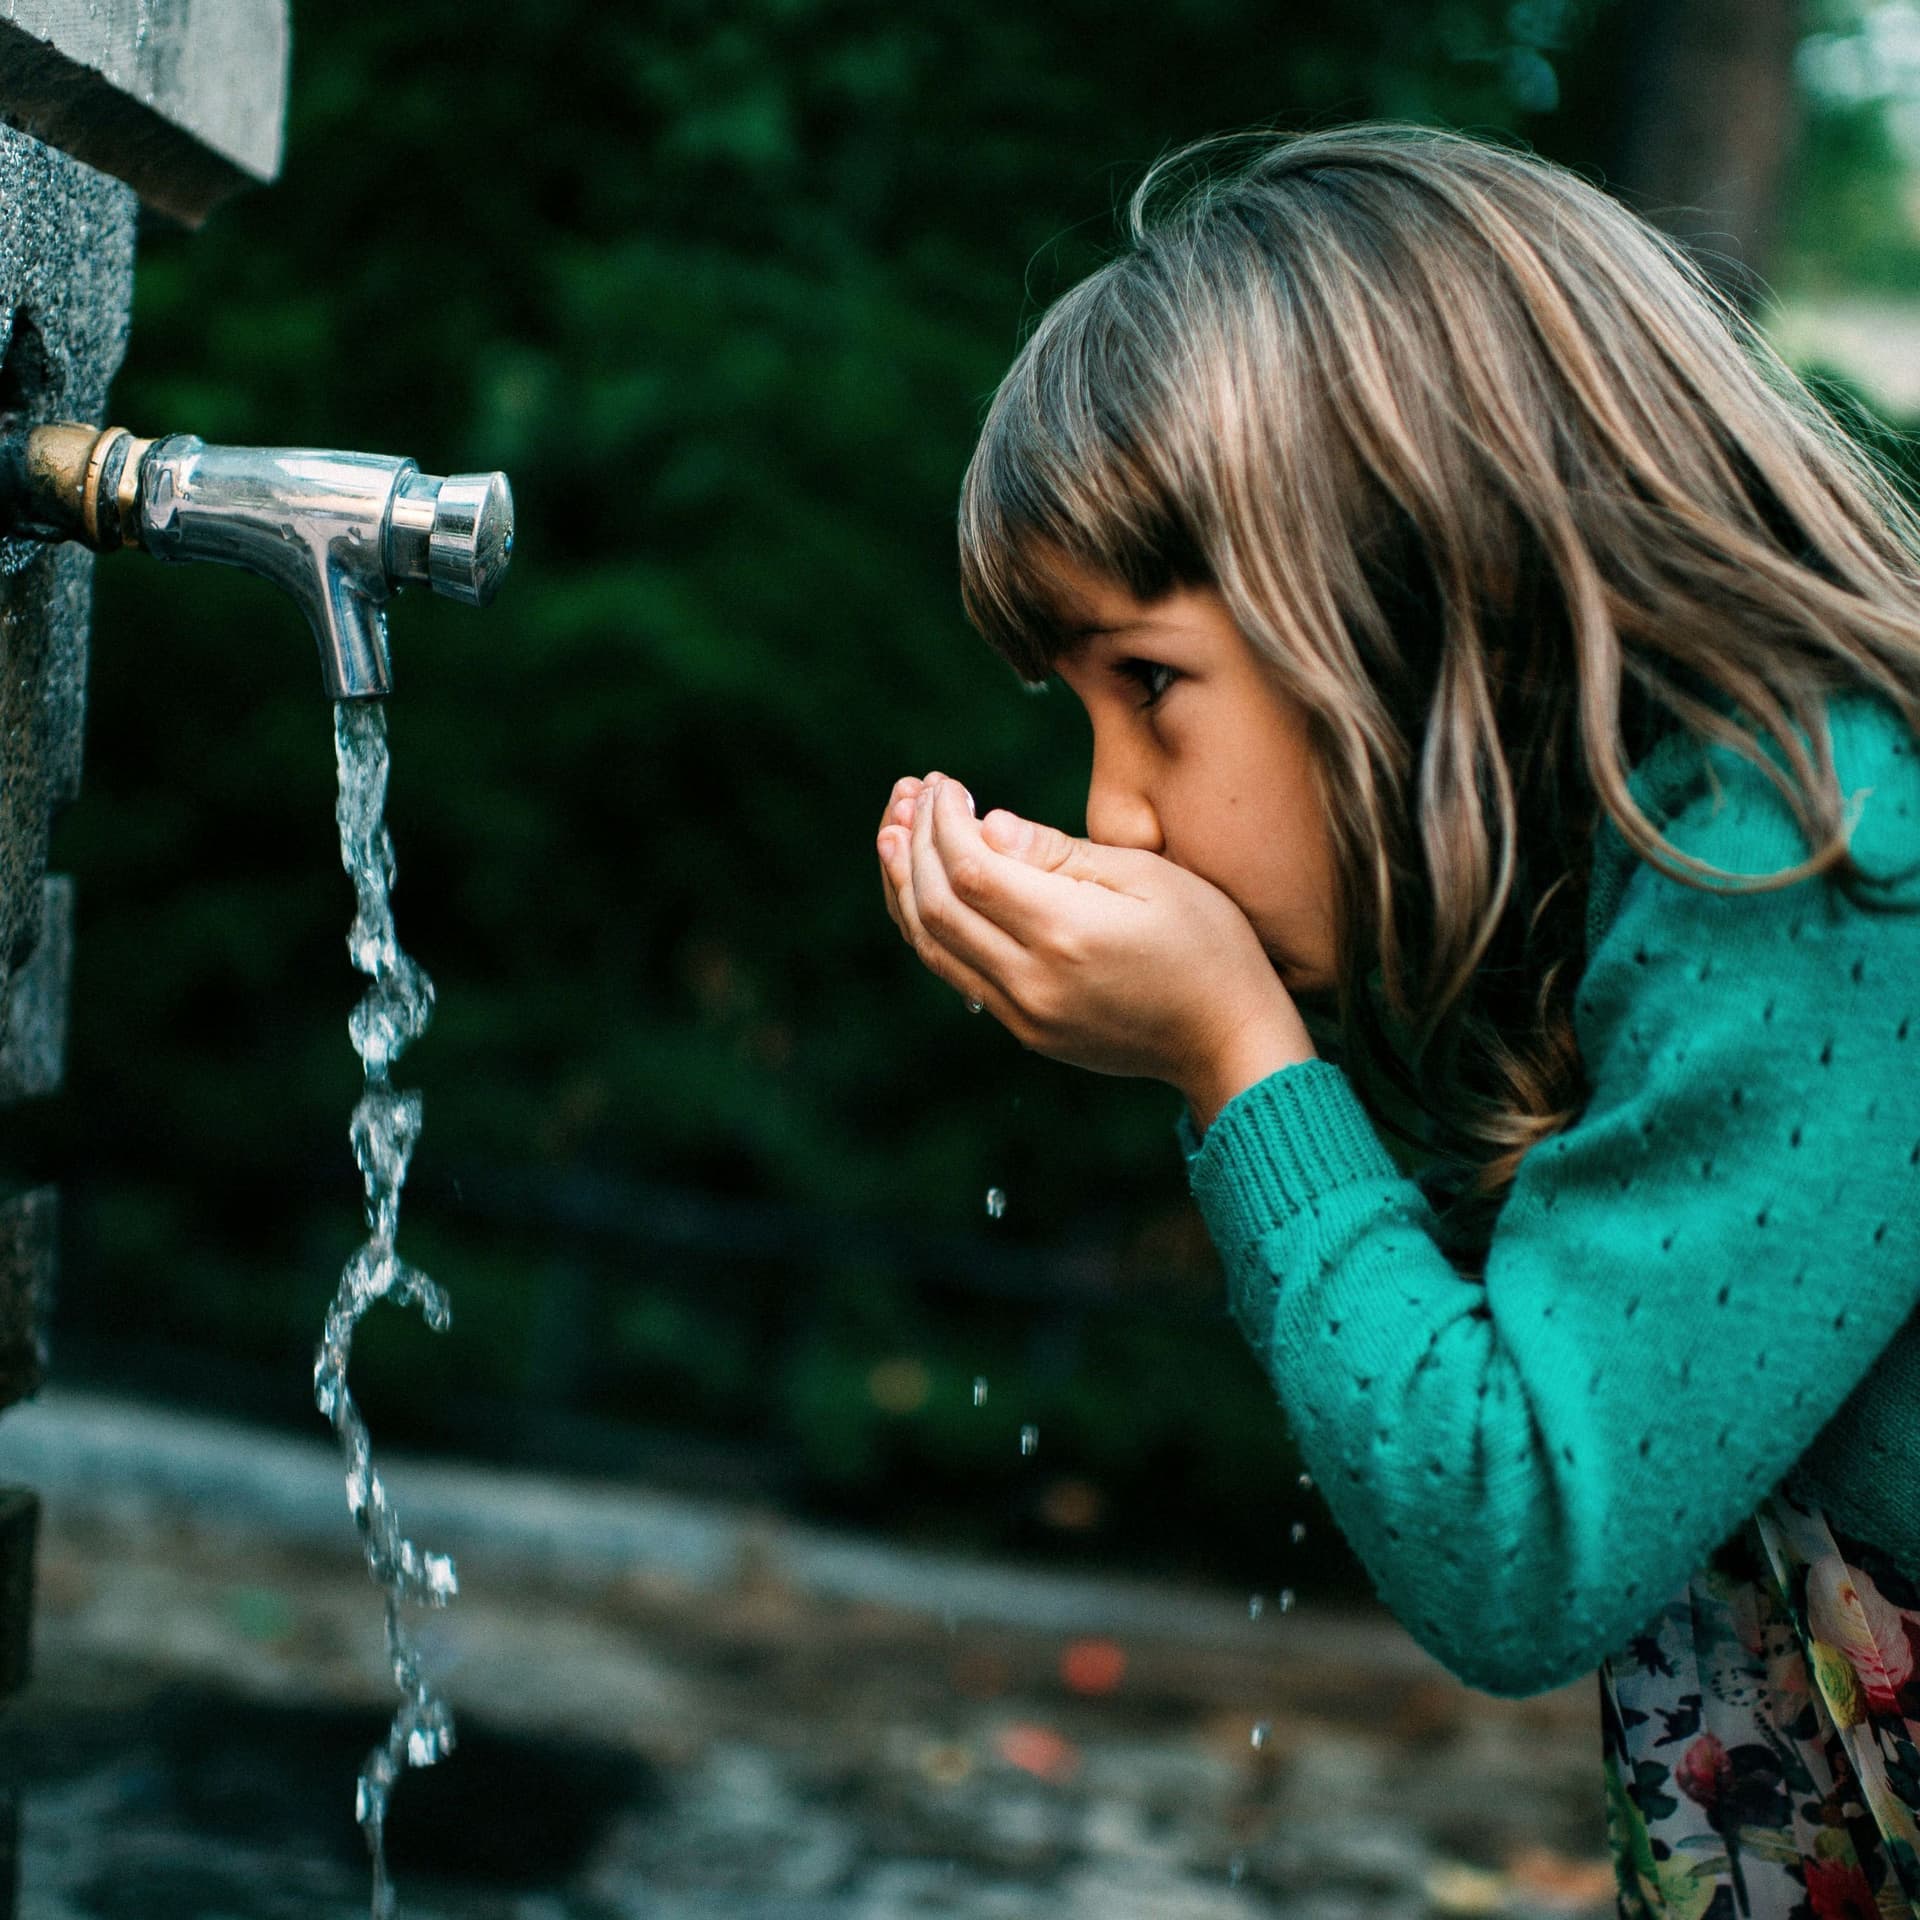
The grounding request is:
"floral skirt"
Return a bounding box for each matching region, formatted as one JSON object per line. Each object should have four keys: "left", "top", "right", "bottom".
{"left": 1602, "top": 1484, "right": 1920, "bottom": 1920}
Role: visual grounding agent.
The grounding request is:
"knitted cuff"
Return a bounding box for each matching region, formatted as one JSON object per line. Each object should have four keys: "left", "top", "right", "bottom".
{"left": 1182, "top": 1059, "right": 1405, "bottom": 1253}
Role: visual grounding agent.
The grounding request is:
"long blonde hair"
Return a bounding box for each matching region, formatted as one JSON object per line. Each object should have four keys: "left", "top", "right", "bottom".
{"left": 957, "top": 123, "right": 1920, "bottom": 1261}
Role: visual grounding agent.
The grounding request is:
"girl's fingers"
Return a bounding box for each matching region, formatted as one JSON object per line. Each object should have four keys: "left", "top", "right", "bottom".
{"left": 881, "top": 816, "right": 1003, "bottom": 1014}
{"left": 880, "top": 771, "right": 1023, "bottom": 1022}
{"left": 876, "top": 775, "right": 935, "bottom": 940}
{"left": 878, "top": 826, "right": 910, "bottom": 939}
{"left": 907, "top": 777, "right": 1029, "bottom": 992}
{"left": 927, "top": 781, "right": 1122, "bottom": 951}
{"left": 878, "top": 774, "right": 927, "bottom": 837}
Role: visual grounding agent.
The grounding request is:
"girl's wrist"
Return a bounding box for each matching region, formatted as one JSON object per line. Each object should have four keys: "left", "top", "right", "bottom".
{"left": 1178, "top": 1004, "right": 1320, "bottom": 1135}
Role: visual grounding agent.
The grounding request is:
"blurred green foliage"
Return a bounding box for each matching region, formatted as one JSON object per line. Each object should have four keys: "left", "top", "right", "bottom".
{"left": 1785, "top": 0, "right": 1920, "bottom": 295}
{"left": 20, "top": 0, "right": 1904, "bottom": 1583}
{"left": 1782, "top": 96, "right": 1920, "bottom": 292}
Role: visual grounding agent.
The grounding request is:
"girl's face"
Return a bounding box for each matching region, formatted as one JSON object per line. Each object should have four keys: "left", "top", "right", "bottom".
{"left": 1044, "top": 557, "right": 1342, "bottom": 997}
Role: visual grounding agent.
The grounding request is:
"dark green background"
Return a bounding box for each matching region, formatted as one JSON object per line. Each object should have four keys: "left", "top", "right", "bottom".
{"left": 15, "top": 0, "right": 1915, "bottom": 1589}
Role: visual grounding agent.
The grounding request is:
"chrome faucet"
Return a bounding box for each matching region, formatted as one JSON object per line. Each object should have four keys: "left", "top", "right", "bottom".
{"left": 0, "top": 421, "right": 515, "bottom": 698}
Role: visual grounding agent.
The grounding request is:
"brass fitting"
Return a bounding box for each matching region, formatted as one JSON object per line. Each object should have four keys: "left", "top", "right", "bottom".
{"left": 15, "top": 423, "right": 153, "bottom": 549}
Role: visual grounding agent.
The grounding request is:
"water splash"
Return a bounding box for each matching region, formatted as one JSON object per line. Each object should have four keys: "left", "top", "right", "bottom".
{"left": 315, "top": 701, "right": 457, "bottom": 1920}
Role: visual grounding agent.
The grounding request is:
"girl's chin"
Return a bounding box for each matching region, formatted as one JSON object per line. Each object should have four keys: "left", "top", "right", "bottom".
{"left": 1290, "top": 979, "right": 1343, "bottom": 1015}
{"left": 1274, "top": 960, "right": 1336, "bottom": 998}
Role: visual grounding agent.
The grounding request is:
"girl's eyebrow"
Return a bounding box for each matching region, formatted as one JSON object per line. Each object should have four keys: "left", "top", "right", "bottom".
{"left": 1064, "top": 619, "right": 1157, "bottom": 642}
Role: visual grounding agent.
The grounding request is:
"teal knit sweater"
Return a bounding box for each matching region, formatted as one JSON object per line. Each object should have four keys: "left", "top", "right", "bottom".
{"left": 1181, "top": 687, "right": 1920, "bottom": 1700}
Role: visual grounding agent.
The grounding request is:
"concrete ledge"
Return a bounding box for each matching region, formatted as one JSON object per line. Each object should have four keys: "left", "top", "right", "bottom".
{"left": 0, "top": 1387, "right": 1446, "bottom": 1674}
{"left": 0, "top": 0, "right": 288, "bottom": 224}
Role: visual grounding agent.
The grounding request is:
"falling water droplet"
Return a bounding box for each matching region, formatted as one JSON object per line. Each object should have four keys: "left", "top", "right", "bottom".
{"left": 985, "top": 1186, "right": 1006, "bottom": 1220}
{"left": 1278, "top": 1588, "right": 1296, "bottom": 1612}
{"left": 1297, "top": 1471, "right": 1314, "bottom": 1491}
{"left": 1289, "top": 1521, "right": 1307, "bottom": 1545}
{"left": 1247, "top": 1594, "right": 1265, "bottom": 1621}
{"left": 1250, "top": 1720, "right": 1272, "bottom": 1749}
{"left": 972, "top": 1376, "right": 989, "bottom": 1407}
{"left": 1019, "top": 1424, "right": 1038, "bottom": 1457}
{"left": 1229, "top": 1853, "right": 1247, "bottom": 1886}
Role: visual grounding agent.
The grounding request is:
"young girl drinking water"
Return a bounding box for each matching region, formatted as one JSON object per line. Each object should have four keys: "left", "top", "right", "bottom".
{"left": 876, "top": 124, "right": 1920, "bottom": 1919}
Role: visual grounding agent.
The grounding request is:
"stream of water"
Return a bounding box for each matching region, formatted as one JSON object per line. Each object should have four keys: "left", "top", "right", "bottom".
{"left": 313, "top": 700, "right": 458, "bottom": 1919}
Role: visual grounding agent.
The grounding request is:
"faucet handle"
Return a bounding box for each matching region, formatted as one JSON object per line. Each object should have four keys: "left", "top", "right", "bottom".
{"left": 386, "top": 468, "right": 515, "bottom": 608}
{"left": 428, "top": 471, "right": 514, "bottom": 607}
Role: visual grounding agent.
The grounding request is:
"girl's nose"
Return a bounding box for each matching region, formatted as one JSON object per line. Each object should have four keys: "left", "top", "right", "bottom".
{"left": 1085, "top": 749, "right": 1164, "bottom": 854}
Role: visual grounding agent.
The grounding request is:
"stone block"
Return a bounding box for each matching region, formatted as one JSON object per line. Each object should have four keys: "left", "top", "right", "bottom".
{"left": 0, "top": 878, "right": 68, "bottom": 1103}
{"left": 0, "top": 1485, "right": 33, "bottom": 1698}
{"left": 0, "top": 0, "right": 288, "bottom": 223}
{"left": 0, "top": 127, "right": 136, "bottom": 1110}
{"left": 0, "top": 1190, "right": 54, "bottom": 1414}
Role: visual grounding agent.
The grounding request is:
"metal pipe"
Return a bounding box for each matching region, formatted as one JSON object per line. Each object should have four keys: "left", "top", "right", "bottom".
{"left": 0, "top": 420, "right": 515, "bottom": 698}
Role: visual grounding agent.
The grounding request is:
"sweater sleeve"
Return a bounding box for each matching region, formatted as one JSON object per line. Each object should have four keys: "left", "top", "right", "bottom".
{"left": 1183, "top": 697, "right": 1920, "bottom": 1698}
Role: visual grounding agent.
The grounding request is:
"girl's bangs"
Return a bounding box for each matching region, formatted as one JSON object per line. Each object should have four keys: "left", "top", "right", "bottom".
{"left": 958, "top": 272, "right": 1208, "bottom": 685}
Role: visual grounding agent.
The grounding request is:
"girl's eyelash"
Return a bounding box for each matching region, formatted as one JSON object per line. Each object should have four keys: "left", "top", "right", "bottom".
{"left": 1118, "top": 659, "right": 1178, "bottom": 708}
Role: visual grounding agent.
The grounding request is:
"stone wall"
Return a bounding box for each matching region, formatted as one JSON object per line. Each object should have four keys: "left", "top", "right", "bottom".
{"left": 0, "top": 9, "right": 287, "bottom": 1908}
{"left": 0, "top": 125, "right": 137, "bottom": 1910}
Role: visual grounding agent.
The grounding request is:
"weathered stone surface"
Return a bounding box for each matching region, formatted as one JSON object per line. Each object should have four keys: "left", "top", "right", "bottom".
{"left": 0, "top": 1486, "right": 34, "bottom": 1698}
{"left": 0, "top": 99, "right": 175, "bottom": 1920}
{"left": 0, "top": 1190, "right": 53, "bottom": 1413}
{"left": 0, "top": 0, "right": 288, "bottom": 224}
{"left": 0, "top": 877, "right": 67, "bottom": 1102}
{"left": 4, "top": 1428, "right": 1613, "bottom": 1918}
{"left": 0, "top": 128, "right": 135, "bottom": 1101}
{"left": 0, "top": 1485, "right": 31, "bottom": 1920}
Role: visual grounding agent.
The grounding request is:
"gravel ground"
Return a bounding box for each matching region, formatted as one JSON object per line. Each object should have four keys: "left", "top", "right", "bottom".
{"left": 0, "top": 1393, "right": 1614, "bottom": 1920}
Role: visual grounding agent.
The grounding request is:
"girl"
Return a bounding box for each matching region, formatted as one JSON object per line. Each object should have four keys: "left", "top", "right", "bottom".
{"left": 876, "top": 125, "right": 1920, "bottom": 1920}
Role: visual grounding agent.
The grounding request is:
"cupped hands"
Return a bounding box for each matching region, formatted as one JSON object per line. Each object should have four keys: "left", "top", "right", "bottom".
{"left": 874, "top": 771, "right": 1317, "bottom": 1131}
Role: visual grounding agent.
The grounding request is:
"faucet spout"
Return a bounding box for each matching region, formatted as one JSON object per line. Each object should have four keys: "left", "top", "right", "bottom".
{"left": 143, "top": 438, "right": 411, "bottom": 699}
{"left": 0, "top": 422, "right": 515, "bottom": 698}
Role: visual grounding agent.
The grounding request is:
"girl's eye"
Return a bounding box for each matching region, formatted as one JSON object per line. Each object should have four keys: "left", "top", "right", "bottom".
{"left": 1119, "top": 658, "right": 1179, "bottom": 709}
